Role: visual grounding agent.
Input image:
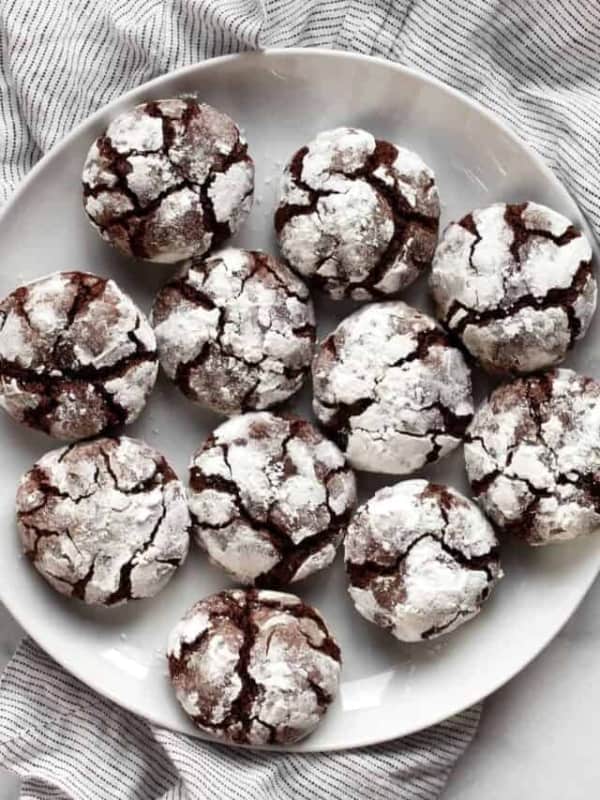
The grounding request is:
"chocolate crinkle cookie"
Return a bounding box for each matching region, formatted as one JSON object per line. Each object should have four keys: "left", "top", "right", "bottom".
{"left": 0, "top": 271, "right": 158, "bottom": 440}
{"left": 430, "top": 202, "right": 596, "bottom": 375}
{"left": 151, "top": 248, "right": 316, "bottom": 415}
{"left": 16, "top": 436, "right": 190, "bottom": 605}
{"left": 167, "top": 589, "right": 341, "bottom": 745}
{"left": 274, "top": 127, "right": 439, "bottom": 300}
{"left": 188, "top": 412, "right": 356, "bottom": 587}
{"left": 345, "top": 480, "right": 502, "bottom": 641}
{"left": 465, "top": 368, "right": 600, "bottom": 545}
{"left": 82, "top": 98, "right": 254, "bottom": 263}
{"left": 312, "top": 301, "right": 474, "bottom": 475}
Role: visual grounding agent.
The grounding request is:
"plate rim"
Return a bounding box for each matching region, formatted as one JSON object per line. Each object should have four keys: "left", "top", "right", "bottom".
{"left": 0, "top": 47, "right": 598, "bottom": 751}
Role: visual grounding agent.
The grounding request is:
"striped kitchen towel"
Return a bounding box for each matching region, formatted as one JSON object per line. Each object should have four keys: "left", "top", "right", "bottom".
{"left": 1, "top": 0, "right": 598, "bottom": 798}
{"left": 0, "top": 639, "right": 479, "bottom": 799}
{"left": 2, "top": 0, "right": 600, "bottom": 240}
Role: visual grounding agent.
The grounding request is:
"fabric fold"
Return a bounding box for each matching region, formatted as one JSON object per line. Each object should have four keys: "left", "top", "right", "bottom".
{"left": 0, "top": 640, "right": 480, "bottom": 800}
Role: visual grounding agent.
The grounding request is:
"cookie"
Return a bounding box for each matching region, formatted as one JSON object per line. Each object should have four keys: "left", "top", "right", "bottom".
{"left": 312, "top": 301, "right": 474, "bottom": 474}
{"left": 151, "top": 248, "right": 315, "bottom": 415}
{"left": 0, "top": 271, "right": 158, "bottom": 440}
{"left": 430, "top": 202, "right": 596, "bottom": 375}
{"left": 167, "top": 589, "right": 341, "bottom": 745}
{"left": 274, "top": 127, "right": 439, "bottom": 300}
{"left": 16, "top": 436, "right": 190, "bottom": 605}
{"left": 82, "top": 98, "right": 254, "bottom": 263}
{"left": 345, "top": 480, "right": 502, "bottom": 641}
{"left": 188, "top": 412, "right": 356, "bottom": 587}
{"left": 465, "top": 368, "right": 600, "bottom": 545}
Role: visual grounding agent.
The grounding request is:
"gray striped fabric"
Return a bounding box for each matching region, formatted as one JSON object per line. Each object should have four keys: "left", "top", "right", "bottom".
{"left": 2, "top": 0, "right": 600, "bottom": 240}
{"left": 0, "top": 640, "right": 479, "bottom": 799}
{"left": 0, "top": 0, "right": 594, "bottom": 797}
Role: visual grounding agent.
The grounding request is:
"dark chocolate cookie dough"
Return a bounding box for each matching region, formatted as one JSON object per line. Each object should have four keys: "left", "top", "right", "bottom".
{"left": 345, "top": 480, "right": 502, "bottom": 641}
{"left": 151, "top": 248, "right": 315, "bottom": 415}
{"left": 312, "top": 301, "right": 473, "bottom": 474}
{"left": 430, "top": 202, "right": 596, "bottom": 375}
{"left": 82, "top": 98, "right": 254, "bottom": 263}
{"left": 188, "top": 412, "right": 356, "bottom": 586}
{"left": 465, "top": 368, "right": 600, "bottom": 545}
{"left": 167, "top": 589, "right": 341, "bottom": 745}
{"left": 275, "top": 127, "right": 439, "bottom": 300}
{"left": 0, "top": 271, "right": 158, "bottom": 440}
{"left": 16, "top": 436, "right": 190, "bottom": 605}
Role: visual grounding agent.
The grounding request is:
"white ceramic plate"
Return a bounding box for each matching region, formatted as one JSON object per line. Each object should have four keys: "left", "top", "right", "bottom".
{"left": 0, "top": 49, "right": 599, "bottom": 752}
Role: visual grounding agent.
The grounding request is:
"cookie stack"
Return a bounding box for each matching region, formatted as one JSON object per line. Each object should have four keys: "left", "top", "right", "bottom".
{"left": 2, "top": 98, "right": 598, "bottom": 746}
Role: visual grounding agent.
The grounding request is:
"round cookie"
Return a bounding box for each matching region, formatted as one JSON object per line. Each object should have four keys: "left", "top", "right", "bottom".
{"left": 82, "top": 98, "right": 254, "bottom": 263}
{"left": 312, "top": 301, "right": 474, "bottom": 474}
{"left": 430, "top": 202, "right": 596, "bottom": 375}
{"left": 16, "top": 436, "right": 190, "bottom": 605}
{"left": 345, "top": 480, "right": 502, "bottom": 641}
{"left": 0, "top": 271, "right": 158, "bottom": 440}
{"left": 465, "top": 368, "right": 600, "bottom": 545}
{"left": 188, "top": 412, "right": 356, "bottom": 586}
{"left": 167, "top": 589, "right": 341, "bottom": 745}
{"left": 151, "top": 248, "right": 315, "bottom": 415}
{"left": 274, "top": 127, "right": 439, "bottom": 301}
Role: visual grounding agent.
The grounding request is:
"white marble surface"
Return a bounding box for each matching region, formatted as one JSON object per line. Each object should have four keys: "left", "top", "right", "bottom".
{"left": 0, "top": 576, "right": 597, "bottom": 799}
{"left": 444, "top": 574, "right": 600, "bottom": 800}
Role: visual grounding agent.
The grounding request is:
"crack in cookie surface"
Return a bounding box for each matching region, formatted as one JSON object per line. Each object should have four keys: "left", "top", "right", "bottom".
{"left": 151, "top": 248, "right": 316, "bottom": 415}
{"left": 465, "top": 368, "right": 600, "bottom": 545}
{"left": 311, "top": 301, "right": 473, "bottom": 475}
{"left": 430, "top": 202, "right": 596, "bottom": 375}
{"left": 275, "top": 127, "right": 440, "bottom": 301}
{"left": 0, "top": 271, "right": 158, "bottom": 440}
{"left": 82, "top": 98, "right": 254, "bottom": 263}
{"left": 16, "top": 436, "right": 190, "bottom": 605}
{"left": 344, "top": 480, "right": 502, "bottom": 641}
{"left": 167, "top": 589, "right": 341, "bottom": 745}
{"left": 188, "top": 411, "right": 356, "bottom": 586}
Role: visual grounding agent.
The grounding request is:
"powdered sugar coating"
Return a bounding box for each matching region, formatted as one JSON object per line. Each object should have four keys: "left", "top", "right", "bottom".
{"left": 151, "top": 248, "right": 316, "bottom": 415}
{"left": 16, "top": 437, "right": 190, "bottom": 605}
{"left": 0, "top": 271, "right": 158, "bottom": 440}
{"left": 188, "top": 412, "right": 356, "bottom": 586}
{"left": 167, "top": 589, "right": 341, "bottom": 745}
{"left": 345, "top": 480, "right": 502, "bottom": 641}
{"left": 312, "top": 302, "right": 474, "bottom": 474}
{"left": 82, "top": 98, "right": 254, "bottom": 263}
{"left": 275, "top": 127, "right": 439, "bottom": 301}
{"left": 430, "top": 202, "right": 596, "bottom": 375}
{"left": 465, "top": 368, "right": 600, "bottom": 545}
